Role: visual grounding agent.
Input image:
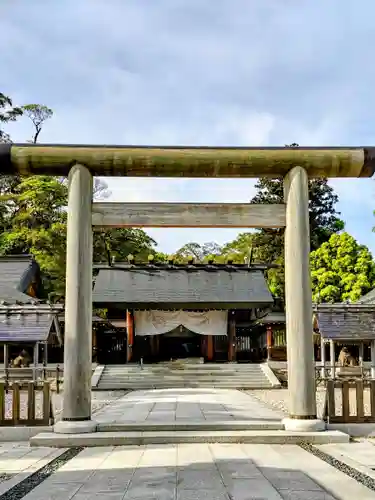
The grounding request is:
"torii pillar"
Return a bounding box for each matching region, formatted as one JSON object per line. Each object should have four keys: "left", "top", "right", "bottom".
{"left": 54, "top": 164, "right": 96, "bottom": 434}
{"left": 283, "top": 166, "right": 325, "bottom": 431}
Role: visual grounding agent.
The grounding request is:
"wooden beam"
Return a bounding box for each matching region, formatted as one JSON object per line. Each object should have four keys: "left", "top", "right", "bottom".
{"left": 0, "top": 144, "right": 372, "bottom": 177}
{"left": 92, "top": 202, "right": 286, "bottom": 228}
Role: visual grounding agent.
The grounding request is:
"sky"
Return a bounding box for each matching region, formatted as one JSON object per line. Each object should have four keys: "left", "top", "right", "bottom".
{"left": 1, "top": 0, "right": 374, "bottom": 254}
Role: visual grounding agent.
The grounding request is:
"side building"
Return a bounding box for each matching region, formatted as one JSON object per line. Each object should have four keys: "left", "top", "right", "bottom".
{"left": 0, "top": 255, "right": 58, "bottom": 366}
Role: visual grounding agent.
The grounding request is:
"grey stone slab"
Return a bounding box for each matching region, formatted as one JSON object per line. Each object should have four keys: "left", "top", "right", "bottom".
{"left": 278, "top": 492, "right": 336, "bottom": 500}
{"left": 177, "top": 490, "right": 230, "bottom": 500}
{"left": 261, "top": 470, "right": 323, "bottom": 491}
{"left": 48, "top": 470, "right": 95, "bottom": 483}
{"left": 124, "top": 484, "right": 176, "bottom": 499}
{"left": 72, "top": 493, "right": 126, "bottom": 500}
{"left": 225, "top": 478, "right": 283, "bottom": 500}
{"left": 93, "top": 388, "right": 283, "bottom": 427}
{"left": 78, "top": 475, "right": 132, "bottom": 493}
{"left": 131, "top": 469, "right": 176, "bottom": 488}
{"left": 22, "top": 482, "right": 83, "bottom": 500}
{"left": 177, "top": 470, "right": 225, "bottom": 490}
{"left": 218, "top": 464, "right": 264, "bottom": 482}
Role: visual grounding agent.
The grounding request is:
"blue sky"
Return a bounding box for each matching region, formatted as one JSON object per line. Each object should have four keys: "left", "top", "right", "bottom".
{"left": 1, "top": 0, "right": 374, "bottom": 254}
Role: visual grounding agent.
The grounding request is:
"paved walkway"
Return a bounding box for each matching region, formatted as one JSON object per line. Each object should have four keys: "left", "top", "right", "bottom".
{"left": 0, "top": 443, "right": 372, "bottom": 499}
{"left": 94, "top": 388, "right": 285, "bottom": 424}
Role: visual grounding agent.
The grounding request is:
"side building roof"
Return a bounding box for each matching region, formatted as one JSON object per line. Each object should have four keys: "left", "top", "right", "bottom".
{"left": 92, "top": 263, "right": 273, "bottom": 310}
{"left": 357, "top": 288, "right": 375, "bottom": 305}
{"left": 315, "top": 303, "right": 375, "bottom": 341}
{"left": 0, "top": 313, "right": 55, "bottom": 343}
{"left": 0, "top": 255, "right": 40, "bottom": 304}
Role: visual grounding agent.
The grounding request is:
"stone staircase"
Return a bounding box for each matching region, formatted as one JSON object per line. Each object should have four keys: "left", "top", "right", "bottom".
{"left": 94, "top": 361, "right": 280, "bottom": 390}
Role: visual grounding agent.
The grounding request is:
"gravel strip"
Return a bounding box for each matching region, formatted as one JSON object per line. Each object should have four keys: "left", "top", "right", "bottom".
{"left": 299, "top": 442, "right": 375, "bottom": 493}
{"left": 246, "top": 388, "right": 374, "bottom": 419}
{"left": 0, "top": 447, "right": 83, "bottom": 500}
{"left": 1, "top": 389, "right": 127, "bottom": 422}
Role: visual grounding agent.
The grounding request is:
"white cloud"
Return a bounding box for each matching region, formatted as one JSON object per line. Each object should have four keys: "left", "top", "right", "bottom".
{"left": 1, "top": 0, "right": 375, "bottom": 254}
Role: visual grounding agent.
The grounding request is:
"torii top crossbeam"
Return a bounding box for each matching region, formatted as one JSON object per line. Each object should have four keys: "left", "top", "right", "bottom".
{"left": 0, "top": 143, "right": 374, "bottom": 177}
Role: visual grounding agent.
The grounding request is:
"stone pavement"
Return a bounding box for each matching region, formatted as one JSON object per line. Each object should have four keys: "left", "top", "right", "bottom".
{"left": 93, "top": 388, "right": 285, "bottom": 424}
{"left": 5, "top": 443, "right": 374, "bottom": 499}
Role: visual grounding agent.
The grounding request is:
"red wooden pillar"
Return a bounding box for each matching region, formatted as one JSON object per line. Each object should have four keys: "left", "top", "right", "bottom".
{"left": 126, "top": 310, "right": 134, "bottom": 362}
{"left": 228, "top": 316, "right": 236, "bottom": 362}
{"left": 266, "top": 325, "right": 273, "bottom": 360}
{"left": 201, "top": 337, "right": 206, "bottom": 357}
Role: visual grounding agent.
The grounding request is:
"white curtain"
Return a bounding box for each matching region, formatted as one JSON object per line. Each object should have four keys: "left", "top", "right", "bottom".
{"left": 134, "top": 310, "right": 228, "bottom": 336}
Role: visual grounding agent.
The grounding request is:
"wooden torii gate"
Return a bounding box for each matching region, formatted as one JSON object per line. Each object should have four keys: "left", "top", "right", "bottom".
{"left": 0, "top": 144, "right": 373, "bottom": 434}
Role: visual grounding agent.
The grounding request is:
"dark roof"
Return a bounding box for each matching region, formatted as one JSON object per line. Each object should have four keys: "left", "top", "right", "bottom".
{"left": 258, "top": 312, "right": 286, "bottom": 325}
{"left": 92, "top": 264, "right": 273, "bottom": 309}
{"left": 0, "top": 312, "right": 55, "bottom": 342}
{"left": 315, "top": 304, "right": 375, "bottom": 340}
{"left": 0, "top": 256, "right": 40, "bottom": 304}
{"left": 58, "top": 313, "right": 110, "bottom": 323}
{"left": 358, "top": 288, "right": 375, "bottom": 305}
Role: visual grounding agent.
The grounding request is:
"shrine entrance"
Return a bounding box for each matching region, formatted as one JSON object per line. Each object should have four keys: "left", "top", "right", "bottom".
{"left": 1, "top": 143, "right": 371, "bottom": 432}
{"left": 96, "top": 327, "right": 127, "bottom": 365}
{"left": 159, "top": 328, "right": 202, "bottom": 361}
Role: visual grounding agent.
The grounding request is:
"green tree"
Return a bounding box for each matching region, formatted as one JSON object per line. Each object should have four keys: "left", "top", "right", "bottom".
{"left": 251, "top": 177, "right": 344, "bottom": 251}
{"left": 249, "top": 143, "right": 345, "bottom": 297}
{"left": 0, "top": 93, "right": 23, "bottom": 142}
{"left": 0, "top": 176, "right": 68, "bottom": 296}
{"left": 94, "top": 228, "right": 157, "bottom": 264}
{"left": 310, "top": 232, "right": 375, "bottom": 303}
{"left": 174, "top": 242, "right": 223, "bottom": 262}
{"left": 0, "top": 92, "right": 157, "bottom": 299}
{"left": 22, "top": 104, "right": 53, "bottom": 143}
{"left": 221, "top": 233, "right": 254, "bottom": 262}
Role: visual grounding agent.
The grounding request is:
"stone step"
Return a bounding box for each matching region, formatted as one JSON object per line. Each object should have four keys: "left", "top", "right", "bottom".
{"left": 97, "top": 363, "right": 274, "bottom": 390}
{"left": 30, "top": 429, "right": 349, "bottom": 448}
{"left": 99, "top": 379, "right": 272, "bottom": 388}
{"left": 100, "top": 376, "right": 268, "bottom": 381}
{"left": 96, "top": 385, "right": 273, "bottom": 389}
{"left": 96, "top": 420, "right": 284, "bottom": 432}
{"left": 104, "top": 365, "right": 265, "bottom": 371}
{"left": 96, "top": 385, "right": 273, "bottom": 391}
{"left": 104, "top": 367, "right": 264, "bottom": 373}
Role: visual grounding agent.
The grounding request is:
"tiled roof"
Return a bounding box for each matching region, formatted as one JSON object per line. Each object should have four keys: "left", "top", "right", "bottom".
{"left": 315, "top": 304, "right": 375, "bottom": 340}
{"left": 0, "top": 312, "right": 54, "bottom": 342}
{"left": 92, "top": 264, "right": 273, "bottom": 309}
{"left": 0, "top": 255, "right": 39, "bottom": 303}
{"left": 258, "top": 312, "right": 286, "bottom": 324}
{"left": 358, "top": 288, "right": 375, "bottom": 305}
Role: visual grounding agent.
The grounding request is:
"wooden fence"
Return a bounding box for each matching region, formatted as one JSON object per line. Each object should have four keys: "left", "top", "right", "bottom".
{"left": 0, "top": 381, "right": 53, "bottom": 427}
{"left": 3, "top": 366, "right": 62, "bottom": 394}
{"left": 323, "top": 379, "right": 375, "bottom": 423}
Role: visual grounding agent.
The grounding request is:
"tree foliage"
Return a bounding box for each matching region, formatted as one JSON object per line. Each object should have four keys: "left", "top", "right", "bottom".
{"left": 247, "top": 144, "right": 345, "bottom": 297}
{"left": 250, "top": 176, "right": 344, "bottom": 252}
{"left": 0, "top": 93, "right": 23, "bottom": 142}
{"left": 174, "top": 242, "right": 223, "bottom": 262}
{"left": 22, "top": 104, "right": 53, "bottom": 143}
{"left": 0, "top": 91, "right": 157, "bottom": 300}
{"left": 310, "top": 232, "right": 375, "bottom": 303}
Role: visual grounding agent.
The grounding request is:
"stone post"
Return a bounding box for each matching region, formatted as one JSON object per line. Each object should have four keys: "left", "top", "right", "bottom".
{"left": 54, "top": 164, "right": 96, "bottom": 434}
{"left": 330, "top": 340, "right": 336, "bottom": 379}
{"left": 371, "top": 340, "right": 375, "bottom": 379}
{"left": 320, "top": 336, "right": 326, "bottom": 380}
{"left": 33, "top": 343, "right": 39, "bottom": 382}
{"left": 283, "top": 166, "right": 324, "bottom": 432}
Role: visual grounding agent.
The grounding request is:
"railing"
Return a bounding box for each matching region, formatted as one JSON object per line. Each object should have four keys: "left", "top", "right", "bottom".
{"left": 2, "top": 366, "right": 62, "bottom": 394}
{"left": 0, "top": 381, "right": 54, "bottom": 426}
{"left": 315, "top": 366, "right": 372, "bottom": 387}
{"left": 323, "top": 379, "right": 375, "bottom": 424}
